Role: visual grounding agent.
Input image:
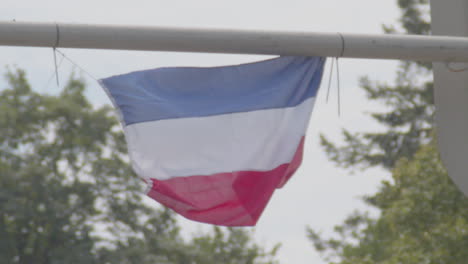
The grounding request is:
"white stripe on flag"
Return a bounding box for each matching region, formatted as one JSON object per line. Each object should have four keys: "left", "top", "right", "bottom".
{"left": 124, "top": 97, "right": 316, "bottom": 180}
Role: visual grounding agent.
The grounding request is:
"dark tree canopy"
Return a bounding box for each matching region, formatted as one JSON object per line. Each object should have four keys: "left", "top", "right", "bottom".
{"left": 321, "top": 0, "right": 433, "bottom": 170}
{"left": 309, "top": 144, "right": 468, "bottom": 264}
{"left": 309, "top": 1, "right": 468, "bottom": 264}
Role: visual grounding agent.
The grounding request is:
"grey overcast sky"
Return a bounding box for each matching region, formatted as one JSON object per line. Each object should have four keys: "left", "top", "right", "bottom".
{"left": 1, "top": 1, "right": 401, "bottom": 263}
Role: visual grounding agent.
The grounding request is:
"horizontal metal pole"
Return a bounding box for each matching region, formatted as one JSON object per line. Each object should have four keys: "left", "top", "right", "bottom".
{"left": 2, "top": 21, "right": 468, "bottom": 62}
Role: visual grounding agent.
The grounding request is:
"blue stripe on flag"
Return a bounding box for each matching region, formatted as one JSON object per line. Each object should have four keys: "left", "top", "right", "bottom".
{"left": 100, "top": 56, "right": 325, "bottom": 126}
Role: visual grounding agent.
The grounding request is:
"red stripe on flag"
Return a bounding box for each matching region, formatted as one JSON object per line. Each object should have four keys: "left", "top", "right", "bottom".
{"left": 146, "top": 137, "right": 305, "bottom": 226}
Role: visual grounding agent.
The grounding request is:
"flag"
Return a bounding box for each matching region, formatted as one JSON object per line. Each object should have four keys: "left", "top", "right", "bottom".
{"left": 100, "top": 56, "right": 326, "bottom": 226}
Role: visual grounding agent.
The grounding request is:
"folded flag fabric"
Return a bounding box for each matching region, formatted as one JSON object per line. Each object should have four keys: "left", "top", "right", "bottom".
{"left": 100, "top": 56, "right": 326, "bottom": 226}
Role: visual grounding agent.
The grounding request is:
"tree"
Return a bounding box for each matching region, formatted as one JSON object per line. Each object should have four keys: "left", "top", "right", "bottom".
{"left": 0, "top": 68, "right": 278, "bottom": 264}
{"left": 308, "top": 143, "right": 468, "bottom": 264}
{"left": 321, "top": 0, "right": 433, "bottom": 170}
{"left": 308, "top": 1, "right": 468, "bottom": 263}
{"left": 188, "top": 227, "right": 280, "bottom": 264}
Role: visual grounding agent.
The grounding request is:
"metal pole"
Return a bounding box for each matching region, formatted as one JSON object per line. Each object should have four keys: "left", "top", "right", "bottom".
{"left": 2, "top": 21, "right": 468, "bottom": 62}
{"left": 431, "top": 0, "right": 468, "bottom": 196}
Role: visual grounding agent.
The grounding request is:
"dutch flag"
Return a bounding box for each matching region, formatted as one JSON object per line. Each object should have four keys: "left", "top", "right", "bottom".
{"left": 100, "top": 56, "right": 325, "bottom": 226}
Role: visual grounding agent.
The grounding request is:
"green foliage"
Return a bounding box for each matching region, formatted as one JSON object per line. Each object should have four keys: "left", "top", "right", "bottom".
{"left": 0, "top": 69, "right": 278, "bottom": 264}
{"left": 188, "top": 227, "right": 280, "bottom": 264}
{"left": 321, "top": 66, "right": 434, "bottom": 170}
{"left": 384, "top": 0, "right": 431, "bottom": 36}
{"left": 0, "top": 69, "right": 108, "bottom": 264}
{"left": 321, "top": 0, "right": 434, "bottom": 170}
{"left": 308, "top": 144, "right": 468, "bottom": 264}
{"left": 311, "top": 1, "right": 468, "bottom": 264}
